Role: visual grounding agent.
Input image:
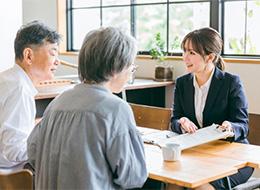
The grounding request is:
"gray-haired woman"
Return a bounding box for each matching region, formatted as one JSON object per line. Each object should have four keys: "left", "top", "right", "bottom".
{"left": 27, "top": 27, "right": 148, "bottom": 190}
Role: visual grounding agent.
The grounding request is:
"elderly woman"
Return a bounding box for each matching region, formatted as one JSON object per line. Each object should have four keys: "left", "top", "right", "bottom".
{"left": 27, "top": 27, "right": 148, "bottom": 190}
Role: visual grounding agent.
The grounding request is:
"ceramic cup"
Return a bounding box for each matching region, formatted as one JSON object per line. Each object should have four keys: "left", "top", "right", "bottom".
{"left": 162, "top": 143, "right": 181, "bottom": 161}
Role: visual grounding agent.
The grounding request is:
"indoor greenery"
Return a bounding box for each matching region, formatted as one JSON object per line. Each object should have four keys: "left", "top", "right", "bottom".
{"left": 149, "top": 32, "right": 166, "bottom": 62}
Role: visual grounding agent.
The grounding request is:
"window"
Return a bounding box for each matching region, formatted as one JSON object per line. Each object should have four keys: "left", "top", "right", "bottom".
{"left": 223, "top": 0, "right": 260, "bottom": 56}
{"left": 67, "top": 0, "right": 210, "bottom": 54}
{"left": 66, "top": 0, "right": 260, "bottom": 57}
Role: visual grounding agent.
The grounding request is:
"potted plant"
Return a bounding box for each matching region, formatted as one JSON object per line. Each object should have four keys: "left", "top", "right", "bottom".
{"left": 150, "top": 33, "right": 173, "bottom": 81}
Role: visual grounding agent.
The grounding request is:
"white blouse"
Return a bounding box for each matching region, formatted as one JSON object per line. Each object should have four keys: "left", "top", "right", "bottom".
{"left": 193, "top": 68, "right": 215, "bottom": 128}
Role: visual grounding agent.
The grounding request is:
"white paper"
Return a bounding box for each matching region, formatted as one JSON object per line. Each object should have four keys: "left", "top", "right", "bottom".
{"left": 141, "top": 124, "right": 233, "bottom": 150}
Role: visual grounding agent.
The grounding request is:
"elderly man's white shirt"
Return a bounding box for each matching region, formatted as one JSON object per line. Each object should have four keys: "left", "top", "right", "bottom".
{"left": 0, "top": 64, "right": 37, "bottom": 168}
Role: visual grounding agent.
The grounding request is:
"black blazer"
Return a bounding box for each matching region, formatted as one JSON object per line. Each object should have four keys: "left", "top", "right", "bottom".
{"left": 171, "top": 68, "right": 249, "bottom": 143}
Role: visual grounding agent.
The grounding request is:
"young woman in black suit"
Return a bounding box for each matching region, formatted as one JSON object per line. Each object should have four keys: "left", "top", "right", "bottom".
{"left": 171, "top": 27, "right": 253, "bottom": 190}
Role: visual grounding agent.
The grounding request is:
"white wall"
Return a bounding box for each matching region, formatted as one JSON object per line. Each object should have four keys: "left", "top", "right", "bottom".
{"left": 23, "top": 0, "right": 57, "bottom": 29}
{"left": 225, "top": 63, "right": 260, "bottom": 115}
{"left": 22, "top": 0, "right": 260, "bottom": 114}
{"left": 0, "top": 1, "right": 22, "bottom": 72}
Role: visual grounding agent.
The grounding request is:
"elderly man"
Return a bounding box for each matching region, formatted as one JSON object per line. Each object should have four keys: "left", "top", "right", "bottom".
{"left": 0, "top": 21, "right": 61, "bottom": 168}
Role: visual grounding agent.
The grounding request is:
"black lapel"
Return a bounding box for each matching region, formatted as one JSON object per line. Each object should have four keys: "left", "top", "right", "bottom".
{"left": 203, "top": 68, "right": 224, "bottom": 122}
{"left": 183, "top": 74, "right": 199, "bottom": 126}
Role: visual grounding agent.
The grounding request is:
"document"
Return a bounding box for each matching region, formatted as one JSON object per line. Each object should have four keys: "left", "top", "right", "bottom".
{"left": 141, "top": 124, "right": 233, "bottom": 150}
{"left": 141, "top": 130, "right": 178, "bottom": 143}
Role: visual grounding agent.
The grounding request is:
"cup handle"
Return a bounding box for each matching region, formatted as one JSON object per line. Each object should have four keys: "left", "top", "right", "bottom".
{"left": 172, "top": 148, "right": 176, "bottom": 159}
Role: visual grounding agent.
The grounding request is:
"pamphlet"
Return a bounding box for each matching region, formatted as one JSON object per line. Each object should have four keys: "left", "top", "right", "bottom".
{"left": 141, "top": 124, "right": 233, "bottom": 150}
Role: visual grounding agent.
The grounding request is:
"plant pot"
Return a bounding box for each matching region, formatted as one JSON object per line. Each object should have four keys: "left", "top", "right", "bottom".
{"left": 154, "top": 65, "right": 173, "bottom": 81}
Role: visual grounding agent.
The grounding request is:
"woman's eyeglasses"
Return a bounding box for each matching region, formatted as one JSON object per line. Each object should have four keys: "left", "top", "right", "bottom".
{"left": 128, "top": 64, "right": 138, "bottom": 84}
{"left": 131, "top": 64, "right": 138, "bottom": 73}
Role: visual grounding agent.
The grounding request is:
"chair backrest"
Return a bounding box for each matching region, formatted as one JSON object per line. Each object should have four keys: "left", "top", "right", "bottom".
{"left": 130, "top": 103, "right": 172, "bottom": 130}
{"left": 0, "top": 169, "right": 33, "bottom": 190}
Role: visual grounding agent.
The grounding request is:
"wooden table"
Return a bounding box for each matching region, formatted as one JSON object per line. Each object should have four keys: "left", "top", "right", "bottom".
{"left": 145, "top": 144, "right": 245, "bottom": 188}
{"left": 190, "top": 140, "right": 260, "bottom": 168}
{"left": 35, "top": 78, "right": 173, "bottom": 100}
{"left": 34, "top": 78, "right": 174, "bottom": 117}
{"left": 139, "top": 127, "right": 260, "bottom": 188}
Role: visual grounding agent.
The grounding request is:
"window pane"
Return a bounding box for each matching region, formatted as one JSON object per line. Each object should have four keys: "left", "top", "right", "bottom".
{"left": 72, "top": 9, "right": 100, "bottom": 50}
{"left": 135, "top": 0, "right": 166, "bottom": 3}
{"left": 247, "top": 1, "right": 260, "bottom": 54}
{"left": 102, "top": 6, "right": 131, "bottom": 34}
{"left": 72, "top": 1, "right": 100, "bottom": 8}
{"left": 224, "top": 0, "right": 260, "bottom": 55}
{"left": 169, "top": 0, "right": 208, "bottom": 2}
{"left": 103, "top": 0, "right": 130, "bottom": 6}
{"left": 224, "top": 1, "right": 245, "bottom": 55}
{"left": 135, "top": 4, "right": 167, "bottom": 51}
{"left": 169, "top": 2, "right": 210, "bottom": 53}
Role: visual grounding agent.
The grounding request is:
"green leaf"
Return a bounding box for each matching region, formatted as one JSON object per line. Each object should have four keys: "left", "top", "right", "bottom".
{"left": 149, "top": 32, "right": 165, "bottom": 61}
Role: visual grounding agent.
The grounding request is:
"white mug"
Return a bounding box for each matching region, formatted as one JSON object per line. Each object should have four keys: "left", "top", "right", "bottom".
{"left": 162, "top": 143, "right": 181, "bottom": 161}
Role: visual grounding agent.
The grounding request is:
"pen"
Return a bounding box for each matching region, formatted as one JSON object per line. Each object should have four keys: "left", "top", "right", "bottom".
{"left": 144, "top": 140, "right": 162, "bottom": 149}
{"left": 216, "top": 125, "right": 227, "bottom": 132}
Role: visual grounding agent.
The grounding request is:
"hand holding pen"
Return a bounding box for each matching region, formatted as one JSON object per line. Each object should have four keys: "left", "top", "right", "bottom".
{"left": 216, "top": 121, "right": 234, "bottom": 137}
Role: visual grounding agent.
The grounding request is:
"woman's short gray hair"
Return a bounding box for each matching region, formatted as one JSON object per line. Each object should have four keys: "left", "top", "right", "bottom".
{"left": 78, "top": 27, "right": 137, "bottom": 83}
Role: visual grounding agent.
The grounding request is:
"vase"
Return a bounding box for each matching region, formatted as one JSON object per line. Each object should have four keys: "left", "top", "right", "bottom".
{"left": 154, "top": 63, "right": 173, "bottom": 81}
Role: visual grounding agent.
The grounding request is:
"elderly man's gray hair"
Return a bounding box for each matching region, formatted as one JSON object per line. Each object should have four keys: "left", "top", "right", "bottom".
{"left": 78, "top": 27, "right": 137, "bottom": 83}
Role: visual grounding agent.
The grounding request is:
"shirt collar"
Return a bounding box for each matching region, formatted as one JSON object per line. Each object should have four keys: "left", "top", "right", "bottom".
{"left": 14, "top": 64, "right": 38, "bottom": 96}
{"left": 193, "top": 67, "right": 215, "bottom": 90}
{"left": 78, "top": 83, "right": 113, "bottom": 94}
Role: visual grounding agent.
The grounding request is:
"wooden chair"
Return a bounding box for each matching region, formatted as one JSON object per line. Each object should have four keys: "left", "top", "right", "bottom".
{"left": 0, "top": 169, "right": 33, "bottom": 190}
{"left": 129, "top": 103, "right": 172, "bottom": 130}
